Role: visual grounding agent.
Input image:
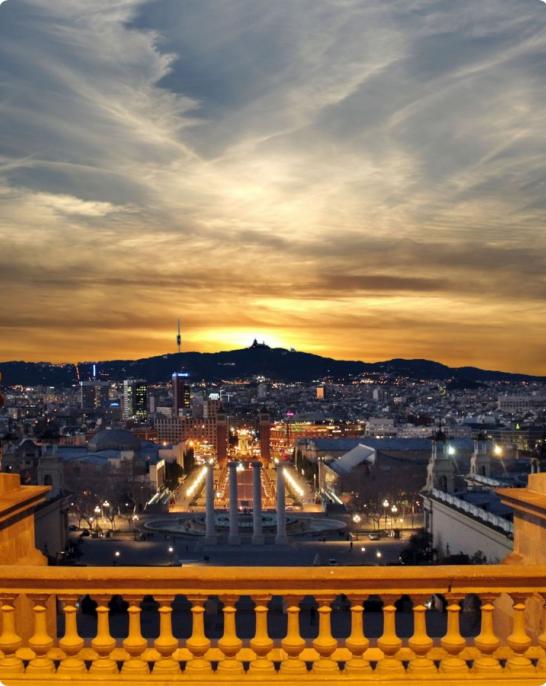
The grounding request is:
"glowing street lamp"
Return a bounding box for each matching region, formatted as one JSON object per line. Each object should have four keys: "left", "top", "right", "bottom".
{"left": 493, "top": 444, "right": 503, "bottom": 457}
{"left": 352, "top": 514, "right": 361, "bottom": 524}
{"left": 376, "top": 551, "right": 382, "bottom": 559}
{"left": 447, "top": 445, "right": 456, "bottom": 456}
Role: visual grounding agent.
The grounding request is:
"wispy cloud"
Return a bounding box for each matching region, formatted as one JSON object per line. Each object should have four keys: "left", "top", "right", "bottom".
{"left": 0, "top": 0, "right": 545, "bottom": 371}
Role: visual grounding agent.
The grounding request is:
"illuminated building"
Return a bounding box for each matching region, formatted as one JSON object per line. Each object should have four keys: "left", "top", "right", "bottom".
{"left": 122, "top": 379, "right": 148, "bottom": 420}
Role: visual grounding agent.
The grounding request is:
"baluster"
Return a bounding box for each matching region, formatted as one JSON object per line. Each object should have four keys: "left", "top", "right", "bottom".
{"left": 473, "top": 596, "right": 501, "bottom": 673}
{"left": 153, "top": 597, "right": 180, "bottom": 675}
{"left": 249, "top": 595, "right": 274, "bottom": 673}
{"left": 312, "top": 597, "right": 338, "bottom": 672}
{"left": 280, "top": 596, "right": 306, "bottom": 673}
{"left": 345, "top": 597, "right": 371, "bottom": 674}
{"left": 217, "top": 596, "right": 243, "bottom": 673}
{"left": 26, "top": 597, "right": 54, "bottom": 675}
{"left": 408, "top": 596, "right": 435, "bottom": 673}
{"left": 90, "top": 596, "right": 117, "bottom": 674}
{"left": 121, "top": 597, "right": 149, "bottom": 675}
{"left": 537, "top": 594, "right": 546, "bottom": 671}
{"left": 185, "top": 597, "right": 212, "bottom": 675}
{"left": 58, "top": 597, "right": 85, "bottom": 674}
{"left": 376, "top": 596, "right": 403, "bottom": 673}
{"left": 506, "top": 595, "right": 533, "bottom": 672}
{"left": 440, "top": 596, "right": 467, "bottom": 673}
{"left": 0, "top": 597, "right": 24, "bottom": 674}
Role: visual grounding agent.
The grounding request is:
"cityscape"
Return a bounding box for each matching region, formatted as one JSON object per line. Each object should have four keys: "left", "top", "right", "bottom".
{"left": 1, "top": 0, "right": 546, "bottom": 683}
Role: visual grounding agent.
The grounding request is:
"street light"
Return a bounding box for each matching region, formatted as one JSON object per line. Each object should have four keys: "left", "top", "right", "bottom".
{"left": 376, "top": 551, "right": 382, "bottom": 559}
{"left": 382, "top": 499, "right": 389, "bottom": 531}
{"left": 360, "top": 546, "right": 366, "bottom": 553}
{"left": 352, "top": 514, "right": 361, "bottom": 524}
{"left": 113, "top": 550, "right": 120, "bottom": 565}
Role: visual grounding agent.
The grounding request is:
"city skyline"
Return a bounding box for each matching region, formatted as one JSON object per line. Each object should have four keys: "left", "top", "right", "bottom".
{"left": 1, "top": 0, "right": 546, "bottom": 373}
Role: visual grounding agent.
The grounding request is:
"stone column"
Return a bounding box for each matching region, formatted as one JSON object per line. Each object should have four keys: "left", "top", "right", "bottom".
{"left": 204, "top": 464, "right": 216, "bottom": 545}
{"left": 252, "top": 461, "right": 264, "bottom": 545}
{"left": 228, "top": 462, "right": 240, "bottom": 545}
{"left": 275, "top": 463, "right": 288, "bottom": 545}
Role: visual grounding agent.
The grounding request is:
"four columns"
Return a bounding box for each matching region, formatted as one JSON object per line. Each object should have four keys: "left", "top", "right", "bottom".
{"left": 208, "top": 460, "right": 287, "bottom": 545}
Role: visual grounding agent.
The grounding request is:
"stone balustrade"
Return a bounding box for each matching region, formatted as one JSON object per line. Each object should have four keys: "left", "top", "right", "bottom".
{"left": 430, "top": 488, "right": 514, "bottom": 535}
{"left": 0, "top": 565, "right": 546, "bottom": 683}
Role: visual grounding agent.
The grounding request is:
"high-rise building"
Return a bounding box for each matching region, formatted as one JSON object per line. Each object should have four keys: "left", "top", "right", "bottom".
{"left": 203, "top": 394, "right": 221, "bottom": 420}
{"left": 122, "top": 379, "right": 148, "bottom": 420}
{"left": 172, "top": 372, "right": 191, "bottom": 417}
{"left": 79, "top": 381, "right": 109, "bottom": 411}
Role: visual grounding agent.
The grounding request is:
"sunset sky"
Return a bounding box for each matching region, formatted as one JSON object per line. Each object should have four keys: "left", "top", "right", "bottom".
{"left": 1, "top": 0, "right": 546, "bottom": 373}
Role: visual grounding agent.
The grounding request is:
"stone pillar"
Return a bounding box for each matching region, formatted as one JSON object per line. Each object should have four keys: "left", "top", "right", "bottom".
{"left": 252, "top": 461, "right": 264, "bottom": 545}
{"left": 228, "top": 462, "right": 240, "bottom": 545}
{"left": 204, "top": 464, "right": 216, "bottom": 545}
{"left": 275, "top": 463, "right": 288, "bottom": 545}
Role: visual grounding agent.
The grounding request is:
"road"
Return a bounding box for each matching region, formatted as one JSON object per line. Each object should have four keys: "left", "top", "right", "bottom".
{"left": 71, "top": 531, "right": 406, "bottom": 567}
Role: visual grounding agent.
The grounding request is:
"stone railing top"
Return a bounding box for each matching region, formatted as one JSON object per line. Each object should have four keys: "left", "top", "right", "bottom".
{"left": 1, "top": 562, "right": 546, "bottom": 597}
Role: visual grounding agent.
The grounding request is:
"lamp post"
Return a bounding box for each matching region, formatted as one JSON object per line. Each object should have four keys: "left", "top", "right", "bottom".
{"left": 382, "top": 499, "right": 389, "bottom": 532}
{"left": 391, "top": 504, "right": 398, "bottom": 532}
{"left": 113, "top": 550, "right": 120, "bottom": 565}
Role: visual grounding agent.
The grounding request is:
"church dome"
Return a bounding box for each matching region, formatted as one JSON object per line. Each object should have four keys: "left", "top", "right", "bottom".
{"left": 88, "top": 429, "right": 140, "bottom": 452}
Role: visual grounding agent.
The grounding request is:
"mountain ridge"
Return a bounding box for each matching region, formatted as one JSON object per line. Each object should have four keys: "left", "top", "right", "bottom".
{"left": 0, "top": 346, "right": 544, "bottom": 386}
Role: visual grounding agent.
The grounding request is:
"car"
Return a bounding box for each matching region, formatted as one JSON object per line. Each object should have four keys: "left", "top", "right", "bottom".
{"left": 68, "top": 524, "right": 79, "bottom": 531}
{"left": 328, "top": 558, "right": 338, "bottom": 565}
{"left": 368, "top": 532, "right": 381, "bottom": 540}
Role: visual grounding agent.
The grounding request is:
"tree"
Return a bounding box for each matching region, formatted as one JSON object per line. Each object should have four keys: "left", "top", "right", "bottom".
{"left": 399, "top": 528, "right": 433, "bottom": 564}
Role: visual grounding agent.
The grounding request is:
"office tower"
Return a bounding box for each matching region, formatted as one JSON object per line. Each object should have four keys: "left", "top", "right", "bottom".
{"left": 80, "top": 381, "right": 110, "bottom": 411}
{"left": 172, "top": 372, "right": 191, "bottom": 417}
{"left": 203, "top": 394, "right": 221, "bottom": 420}
{"left": 122, "top": 379, "right": 148, "bottom": 420}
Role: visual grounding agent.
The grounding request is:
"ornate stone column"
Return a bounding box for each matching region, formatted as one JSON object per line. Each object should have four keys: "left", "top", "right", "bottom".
{"left": 228, "top": 462, "right": 240, "bottom": 545}
{"left": 204, "top": 464, "right": 216, "bottom": 545}
{"left": 252, "top": 462, "right": 264, "bottom": 545}
{"left": 275, "top": 463, "right": 287, "bottom": 545}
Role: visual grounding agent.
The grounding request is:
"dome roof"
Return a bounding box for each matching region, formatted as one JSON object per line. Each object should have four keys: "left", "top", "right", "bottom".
{"left": 88, "top": 429, "right": 140, "bottom": 452}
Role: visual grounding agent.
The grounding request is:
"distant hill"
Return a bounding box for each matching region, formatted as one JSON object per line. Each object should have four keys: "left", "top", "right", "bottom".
{"left": 0, "top": 345, "right": 544, "bottom": 386}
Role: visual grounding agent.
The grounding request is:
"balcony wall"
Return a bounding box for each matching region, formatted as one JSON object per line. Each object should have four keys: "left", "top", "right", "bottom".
{"left": 0, "top": 564, "right": 546, "bottom": 684}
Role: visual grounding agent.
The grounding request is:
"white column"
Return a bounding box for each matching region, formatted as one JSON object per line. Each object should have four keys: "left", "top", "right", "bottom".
{"left": 228, "top": 461, "right": 240, "bottom": 545}
{"left": 204, "top": 464, "right": 216, "bottom": 544}
{"left": 275, "top": 463, "right": 288, "bottom": 544}
{"left": 252, "top": 461, "right": 264, "bottom": 545}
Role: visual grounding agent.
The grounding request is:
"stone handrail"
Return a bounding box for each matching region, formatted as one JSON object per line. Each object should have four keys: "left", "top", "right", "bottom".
{"left": 1, "top": 564, "right": 546, "bottom": 682}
